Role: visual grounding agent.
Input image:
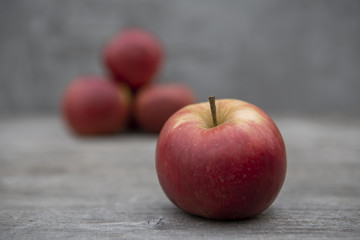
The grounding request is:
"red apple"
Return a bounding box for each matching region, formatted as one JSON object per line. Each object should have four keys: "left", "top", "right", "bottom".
{"left": 62, "top": 75, "right": 131, "bottom": 135}
{"left": 103, "top": 28, "right": 163, "bottom": 92}
{"left": 156, "top": 97, "right": 286, "bottom": 220}
{"left": 134, "top": 84, "right": 196, "bottom": 133}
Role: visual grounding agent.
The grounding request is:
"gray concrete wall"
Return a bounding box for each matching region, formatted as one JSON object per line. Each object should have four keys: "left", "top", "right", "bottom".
{"left": 0, "top": 0, "right": 359, "bottom": 115}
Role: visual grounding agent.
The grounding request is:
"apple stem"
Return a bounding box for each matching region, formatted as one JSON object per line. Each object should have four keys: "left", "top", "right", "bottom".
{"left": 208, "top": 96, "right": 218, "bottom": 127}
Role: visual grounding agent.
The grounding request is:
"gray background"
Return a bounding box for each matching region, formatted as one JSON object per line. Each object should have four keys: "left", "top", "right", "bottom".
{"left": 0, "top": 0, "right": 359, "bottom": 115}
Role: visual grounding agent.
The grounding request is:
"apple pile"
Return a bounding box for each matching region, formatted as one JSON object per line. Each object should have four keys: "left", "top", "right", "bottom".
{"left": 61, "top": 28, "right": 196, "bottom": 135}
{"left": 156, "top": 96, "right": 287, "bottom": 220}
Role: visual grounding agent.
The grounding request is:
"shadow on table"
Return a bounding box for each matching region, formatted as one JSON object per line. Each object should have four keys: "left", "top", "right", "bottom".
{"left": 150, "top": 204, "right": 277, "bottom": 232}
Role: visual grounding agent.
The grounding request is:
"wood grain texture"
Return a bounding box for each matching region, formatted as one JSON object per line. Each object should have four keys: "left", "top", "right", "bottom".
{"left": 0, "top": 115, "right": 359, "bottom": 239}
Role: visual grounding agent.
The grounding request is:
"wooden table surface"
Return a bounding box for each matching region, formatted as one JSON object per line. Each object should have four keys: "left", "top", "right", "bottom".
{"left": 0, "top": 115, "right": 359, "bottom": 239}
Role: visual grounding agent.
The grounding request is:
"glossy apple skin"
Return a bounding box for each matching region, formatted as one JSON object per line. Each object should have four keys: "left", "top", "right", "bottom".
{"left": 134, "top": 84, "right": 196, "bottom": 133}
{"left": 62, "top": 76, "right": 130, "bottom": 135}
{"left": 104, "top": 28, "right": 163, "bottom": 92}
{"left": 156, "top": 99, "right": 286, "bottom": 220}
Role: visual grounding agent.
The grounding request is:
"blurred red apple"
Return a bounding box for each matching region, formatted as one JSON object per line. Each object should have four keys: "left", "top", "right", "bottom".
{"left": 62, "top": 75, "right": 131, "bottom": 135}
{"left": 103, "top": 28, "right": 163, "bottom": 92}
{"left": 156, "top": 97, "right": 286, "bottom": 220}
{"left": 134, "top": 84, "right": 196, "bottom": 133}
